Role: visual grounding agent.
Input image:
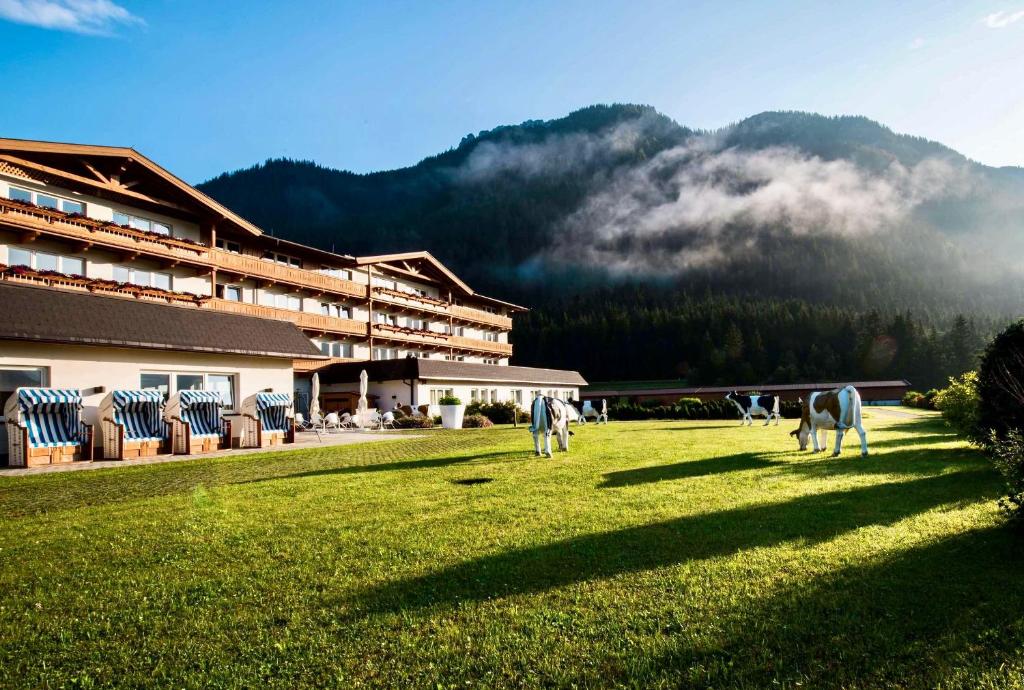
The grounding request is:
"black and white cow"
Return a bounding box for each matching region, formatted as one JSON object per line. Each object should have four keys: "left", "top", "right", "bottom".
{"left": 725, "top": 391, "right": 781, "bottom": 426}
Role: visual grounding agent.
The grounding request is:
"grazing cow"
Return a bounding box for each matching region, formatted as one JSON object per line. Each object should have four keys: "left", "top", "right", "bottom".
{"left": 790, "top": 385, "right": 868, "bottom": 457}
{"left": 530, "top": 393, "right": 575, "bottom": 457}
{"left": 725, "top": 391, "right": 781, "bottom": 426}
{"left": 580, "top": 399, "right": 609, "bottom": 424}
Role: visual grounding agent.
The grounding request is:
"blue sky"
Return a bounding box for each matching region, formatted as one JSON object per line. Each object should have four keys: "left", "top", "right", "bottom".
{"left": 1, "top": 0, "right": 1022, "bottom": 182}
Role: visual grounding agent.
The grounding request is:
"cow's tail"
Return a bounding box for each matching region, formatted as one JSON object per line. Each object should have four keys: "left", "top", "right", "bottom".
{"left": 846, "top": 385, "right": 861, "bottom": 428}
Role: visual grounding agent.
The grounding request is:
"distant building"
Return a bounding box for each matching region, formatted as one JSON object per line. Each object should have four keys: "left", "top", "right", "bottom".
{"left": 582, "top": 380, "right": 913, "bottom": 405}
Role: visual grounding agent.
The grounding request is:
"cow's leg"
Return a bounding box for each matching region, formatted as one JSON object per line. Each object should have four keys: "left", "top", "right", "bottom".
{"left": 533, "top": 430, "right": 543, "bottom": 457}
{"left": 561, "top": 425, "right": 570, "bottom": 452}
{"left": 763, "top": 411, "right": 771, "bottom": 426}
{"left": 855, "top": 424, "right": 868, "bottom": 456}
{"left": 810, "top": 423, "right": 822, "bottom": 452}
{"left": 832, "top": 427, "right": 846, "bottom": 456}
{"left": 774, "top": 413, "right": 781, "bottom": 426}
{"left": 544, "top": 431, "right": 553, "bottom": 458}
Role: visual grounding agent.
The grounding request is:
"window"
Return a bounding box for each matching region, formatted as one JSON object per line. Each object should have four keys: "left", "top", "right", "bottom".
{"left": 483, "top": 358, "right": 499, "bottom": 365}
{"left": 376, "top": 313, "right": 397, "bottom": 326}
{"left": 372, "top": 276, "right": 397, "bottom": 290}
{"left": 223, "top": 285, "right": 242, "bottom": 302}
{"left": 373, "top": 347, "right": 397, "bottom": 360}
{"left": 513, "top": 390, "right": 523, "bottom": 406}
{"left": 471, "top": 389, "right": 479, "bottom": 402}
{"left": 9, "top": 186, "right": 85, "bottom": 215}
{"left": 215, "top": 238, "right": 241, "bottom": 254}
{"left": 176, "top": 374, "right": 204, "bottom": 391}
{"left": 115, "top": 266, "right": 173, "bottom": 289}
{"left": 0, "top": 367, "right": 47, "bottom": 415}
{"left": 322, "top": 342, "right": 353, "bottom": 358}
{"left": 207, "top": 374, "right": 236, "bottom": 409}
{"left": 491, "top": 389, "right": 498, "bottom": 402}
{"left": 320, "top": 303, "right": 351, "bottom": 319}
{"left": 140, "top": 373, "right": 170, "bottom": 400}
{"left": 407, "top": 318, "right": 428, "bottom": 331}
{"left": 113, "top": 210, "right": 171, "bottom": 235}
{"left": 141, "top": 372, "right": 236, "bottom": 409}
{"left": 430, "top": 388, "right": 454, "bottom": 404}
{"left": 483, "top": 331, "right": 499, "bottom": 342}
{"left": 262, "top": 251, "right": 300, "bottom": 268}
{"left": 8, "top": 187, "right": 31, "bottom": 203}
{"left": 450, "top": 325, "right": 465, "bottom": 337}
{"left": 320, "top": 266, "right": 353, "bottom": 280}
{"left": 8, "top": 248, "right": 86, "bottom": 276}
{"left": 34, "top": 252, "right": 58, "bottom": 272}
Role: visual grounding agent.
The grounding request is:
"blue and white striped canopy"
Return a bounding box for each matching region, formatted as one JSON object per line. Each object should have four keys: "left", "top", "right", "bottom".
{"left": 8, "top": 388, "right": 83, "bottom": 448}
{"left": 255, "top": 392, "right": 291, "bottom": 432}
{"left": 110, "top": 390, "right": 165, "bottom": 441}
{"left": 178, "top": 390, "right": 225, "bottom": 407}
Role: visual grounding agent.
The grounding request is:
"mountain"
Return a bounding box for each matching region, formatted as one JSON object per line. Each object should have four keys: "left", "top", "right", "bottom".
{"left": 197, "top": 105, "right": 1024, "bottom": 387}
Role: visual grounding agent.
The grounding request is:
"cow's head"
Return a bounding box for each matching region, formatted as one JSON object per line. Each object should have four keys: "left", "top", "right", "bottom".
{"left": 790, "top": 396, "right": 811, "bottom": 450}
{"left": 724, "top": 391, "right": 736, "bottom": 401}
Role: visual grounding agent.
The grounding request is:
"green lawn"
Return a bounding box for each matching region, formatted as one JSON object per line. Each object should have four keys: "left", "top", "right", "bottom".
{"left": 2, "top": 413, "right": 1022, "bottom": 689}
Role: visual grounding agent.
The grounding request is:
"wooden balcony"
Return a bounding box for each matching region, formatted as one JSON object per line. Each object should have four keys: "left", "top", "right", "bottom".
{"left": 371, "top": 322, "right": 451, "bottom": 347}
{"left": 212, "top": 249, "right": 366, "bottom": 299}
{"left": 209, "top": 299, "right": 368, "bottom": 336}
{"left": 451, "top": 304, "right": 513, "bottom": 329}
{"left": 293, "top": 356, "right": 361, "bottom": 373}
{"left": 0, "top": 198, "right": 211, "bottom": 266}
{"left": 372, "top": 287, "right": 450, "bottom": 318}
{"left": 449, "top": 335, "right": 513, "bottom": 356}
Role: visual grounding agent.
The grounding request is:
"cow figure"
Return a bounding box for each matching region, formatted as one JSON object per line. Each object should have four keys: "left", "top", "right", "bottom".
{"left": 725, "top": 391, "right": 781, "bottom": 426}
{"left": 790, "top": 385, "right": 868, "bottom": 457}
{"left": 581, "top": 399, "right": 609, "bottom": 425}
{"left": 530, "top": 393, "right": 575, "bottom": 457}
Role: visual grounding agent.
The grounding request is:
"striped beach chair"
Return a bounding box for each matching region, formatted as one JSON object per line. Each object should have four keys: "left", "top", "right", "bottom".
{"left": 4, "top": 388, "right": 94, "bottom": 467}
{"left": 164, "top": 390, "right": 230, "bottom": 454}
{"left": 241, "top": 392, "right": 294, "bottom": 448}
{"left": 100, "top": 390, "right": 171, "bottom": 460}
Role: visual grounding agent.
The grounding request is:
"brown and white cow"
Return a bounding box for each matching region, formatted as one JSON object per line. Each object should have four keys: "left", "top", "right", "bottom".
{"left": 789, "top": 385, "right": 868, "bottom": 456}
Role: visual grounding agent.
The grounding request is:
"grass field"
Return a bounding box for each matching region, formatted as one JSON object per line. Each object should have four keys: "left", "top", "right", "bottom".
{"left": 2, "top": 412, "right": 1023, "bottom": 689}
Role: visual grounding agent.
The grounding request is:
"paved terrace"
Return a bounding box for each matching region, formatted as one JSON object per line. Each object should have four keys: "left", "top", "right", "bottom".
{"left": 0, "top": 430, "right": 420, "bottom": 476}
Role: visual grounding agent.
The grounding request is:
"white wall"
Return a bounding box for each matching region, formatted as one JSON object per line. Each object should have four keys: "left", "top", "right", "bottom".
{"left": 0, "top": 341, "right": 295, "bottom": 451}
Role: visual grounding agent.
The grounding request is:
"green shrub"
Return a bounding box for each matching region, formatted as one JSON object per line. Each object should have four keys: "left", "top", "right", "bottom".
{"left": 467, "top": 401, "right": 519, "bottom": 424}
{"left": 393, "top": 415, "right": 434, "bottom": 429}
{"left": 933, "top": 371, "right": 980, "bottom": 441}
{"left": 438, "top": 395, "right": 462, "bottom": 406}
{"left": 977, "top": 319, "right": 1024, "bottom": 443}
{"left": 462, "top": 414, "right": 493, "bottom": 428}
{"left": 607, "top": 398, "right": 801, "bottom": 421}
{"left": 988, "top": 429, "right": 1024, "bottom": 521}
{"left": 902, "top": 390, "right": 925, "bottom": 408}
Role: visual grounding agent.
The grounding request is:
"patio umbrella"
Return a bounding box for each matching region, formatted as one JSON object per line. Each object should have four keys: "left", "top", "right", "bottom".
{"left": 357, "top": 369, "right": 368, "bottom": 414}
{"left": 309, "top": 372, "right": 321, "bottom": 421}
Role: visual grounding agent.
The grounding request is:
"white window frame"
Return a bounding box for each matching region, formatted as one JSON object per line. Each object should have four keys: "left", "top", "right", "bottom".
{"left": 112, "top": 210, "right": 172, "bottom": 236}
{"left": 9, "top": 247, "right": 86, "bottom": 276}
{"left": 140, "top": 371, "right": 238, "bottom": 411}
{"left": 216, "top": 238, "right": 241, "bottom": 254}
{"left": 9, "top": 185, "right": 85, "bottom": 215}
{"left": 114, "top": 265, "right": 173, "bottom": 290}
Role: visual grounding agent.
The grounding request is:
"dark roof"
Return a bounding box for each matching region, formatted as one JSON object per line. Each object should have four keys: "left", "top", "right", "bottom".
{"left": 582, "top": 380, "right": 912, "bottom": 396}
{"left": 316, "top": 358, "right": 587, "bottom": 386}
{"left": 0, "top": 282, "right": 324, "bottom": 359}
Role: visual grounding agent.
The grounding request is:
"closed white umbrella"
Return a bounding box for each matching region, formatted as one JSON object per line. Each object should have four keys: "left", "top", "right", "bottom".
{"left": 357, "top": 369, "right": 368, "bottom": 414}
{"left": 309, "top": 373, "right": 321, "bottom": 421}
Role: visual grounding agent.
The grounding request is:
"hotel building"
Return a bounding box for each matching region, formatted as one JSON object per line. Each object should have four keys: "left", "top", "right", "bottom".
{"left": 0, "top": 139, "right": 585, "bottom": 454}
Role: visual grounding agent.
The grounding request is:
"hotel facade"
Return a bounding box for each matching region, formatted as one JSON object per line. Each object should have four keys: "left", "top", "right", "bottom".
{"left": 0, "top": 139, "right": 585, "bottom": 455}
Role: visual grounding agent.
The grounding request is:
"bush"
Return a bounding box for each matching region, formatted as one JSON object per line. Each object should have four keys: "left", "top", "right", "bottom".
{"left": 977, "top": 319, "right": 1024, "bottom": 443}
{"left": 901, "top": 390, "right": 936, "bottom": 410}
{"left": 466, "top": 400, "right": 519, "bottom": 424}
{"left": 438, "top": 395, "right": 462, "bottom": 406}
{"left": 607, "top": 398, "right": 801, "bottom": 421}
{"left": 393, "top": 415, "right": 433, "bottom": 429}
{"left": 462, "top": 414, "right": 493, "bottom": 428}
{"left": 988, "top": 429, "right": 1024, "bottom": 521}
{"left": 933, "top": 371, "right": 980, "bottom": 441}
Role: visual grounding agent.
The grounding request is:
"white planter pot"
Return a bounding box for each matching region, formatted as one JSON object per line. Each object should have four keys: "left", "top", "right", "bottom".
{"left": 440, "top": 404, "right": 466, "bottom": 429}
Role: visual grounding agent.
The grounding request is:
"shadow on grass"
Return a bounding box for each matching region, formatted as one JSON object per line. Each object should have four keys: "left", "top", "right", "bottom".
{"left": 635, "top": 425, "right": 744, "bottom": 432}
{"left": 352, "top": 458, "right": 999, "bottom": 615}
{"left": 868, "top": 432, "right": 959, "bottom": 449}
{"left": 238, "top": 450, "right": 530, "bottom": 485}
{"left": 643, "top": 525, "right": 1024, "bottom": 688}
{"left": 784, "top": 442, "right": 986, "bottom": 479}
{"left": 600, "top": 453, "right": 786, "bottom": 488}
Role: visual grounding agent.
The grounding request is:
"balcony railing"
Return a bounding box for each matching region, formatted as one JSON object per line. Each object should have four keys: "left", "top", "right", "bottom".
{"left": 371, "top": 287, "right": 451, "bottom": 318}
{"left": 212, "top": 249, "right": 366, "bottom": 299}
{"left": 0, "top": 198, "right": 211, "bottom": 265}
{"left": 209, "top": 299, "right": 368, "bottom": 336}
{"left": 451, "top": 304, "right": 513, "bottom": 329}
{"left": 449, "top": 335, "right": 513, "bottom": 356}
{"left": 371, "top": 322, "right": 451, "bottom": 347}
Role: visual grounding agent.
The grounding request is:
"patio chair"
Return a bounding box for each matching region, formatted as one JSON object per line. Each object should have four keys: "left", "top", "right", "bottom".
{"left": 339, "top": 412, "right": 357, "bottom": 430}
{"left": 4, "top": 387, "right": 94, "bottom": 467}
{"left": 100, "top": 389, "right": 170, "bottom": 460}
{"left": 323, "top": 412, "right": 342, "bottom": 433}
{"left": 241, "top": 392, "right": 294, "bottom": 448}
{"left": 294, "top": 412, "right": 313, "bottom": 431}
{"left": 380, "top": 411, "right": 397, "bottom": 430}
